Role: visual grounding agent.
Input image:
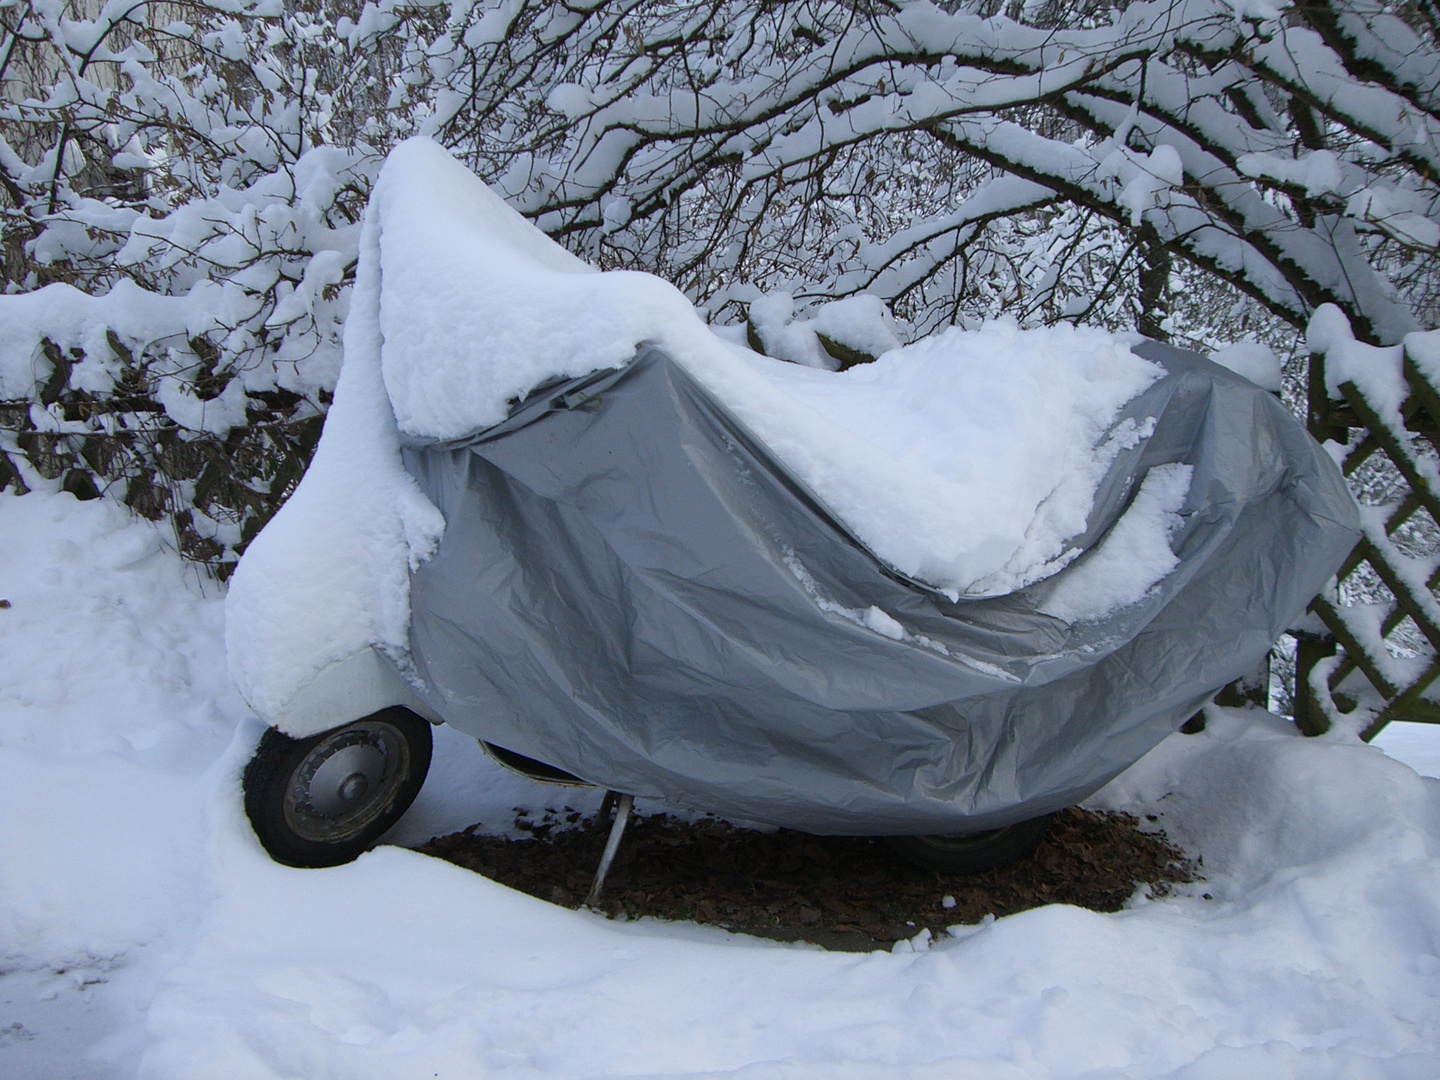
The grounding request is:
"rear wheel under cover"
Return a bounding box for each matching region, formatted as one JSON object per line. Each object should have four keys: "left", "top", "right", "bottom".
{"left": 243, "top": 707, "right": 433, "bottom": 868}
{"left": 886, "top": 814, "right": 1053, "bottom": 874}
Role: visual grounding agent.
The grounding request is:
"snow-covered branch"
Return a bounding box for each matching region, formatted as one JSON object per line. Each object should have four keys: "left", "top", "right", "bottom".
{"left": 2, "top": 0, "right": 1438, "bottom": 567}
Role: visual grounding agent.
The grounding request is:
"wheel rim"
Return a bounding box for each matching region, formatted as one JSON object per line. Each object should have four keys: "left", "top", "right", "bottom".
{"left": 282, "top": 720, "right": 411, "bottom": 843}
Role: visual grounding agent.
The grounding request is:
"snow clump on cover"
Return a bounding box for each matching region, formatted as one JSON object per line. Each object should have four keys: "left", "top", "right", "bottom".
{"left": 1208, "top": 339, "right": 1283, "bottom": 393}
{"left": 751, "top": 323, "right": 1167, "bottom": 599}
{"left": 228, "top": 138, "right": 1167, "bottom": 719}
{"left": 1039, "top": 463, "right": 1192, "bottom": 622}
{"left": 224, "top": 176, "right": 447, "bottom": 722}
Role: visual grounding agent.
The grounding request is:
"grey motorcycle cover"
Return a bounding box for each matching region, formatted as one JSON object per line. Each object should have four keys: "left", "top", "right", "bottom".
{"left": 399, "top": 340, "right": 1359, "bottom": 836}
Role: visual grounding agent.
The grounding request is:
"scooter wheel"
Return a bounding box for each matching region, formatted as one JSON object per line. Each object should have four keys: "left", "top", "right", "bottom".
{"left": 886, "top": 814, "right": 1052, "bottom": 874}
{"left": 243, "top": 707, "right": 433, "bottom": 868}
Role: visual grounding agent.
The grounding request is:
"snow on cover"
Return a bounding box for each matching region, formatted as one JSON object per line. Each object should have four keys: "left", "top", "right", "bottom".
{"left": 229, "top": 138, "right": 1166, "bottom": 720}
{"left": 749, "top": 324, "right": 1167, "bottom": 599}
{"left": 1039, "top": 462, "right": 1192, "bottom": 623}
{"left": 225, "top": 185, "right": 446, "bottom": 722}
{"left": 4, "top": 489, "right": 1440, "bottom": 1077}
{"left": 1208, "top": 339, "right": 1283, "bottom": 393}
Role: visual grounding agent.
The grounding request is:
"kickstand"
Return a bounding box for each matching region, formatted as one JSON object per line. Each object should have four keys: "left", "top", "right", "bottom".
{"left": 585, "top": 792, "right": 633, "bottom": 907}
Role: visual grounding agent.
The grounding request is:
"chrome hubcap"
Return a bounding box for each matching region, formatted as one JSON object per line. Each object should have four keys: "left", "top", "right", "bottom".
{"left": 283, "top": 721, "right": 410, "bottom": 843}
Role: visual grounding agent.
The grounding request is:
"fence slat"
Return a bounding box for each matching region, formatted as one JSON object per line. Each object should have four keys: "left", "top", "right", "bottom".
{"left": 1298, "top": 350, "right": 1440, "bottom": 739}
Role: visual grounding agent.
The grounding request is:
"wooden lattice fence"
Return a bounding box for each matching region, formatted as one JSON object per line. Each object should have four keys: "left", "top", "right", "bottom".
{"left": 1295, "top": 322, "right": 1440, "bottom": 741}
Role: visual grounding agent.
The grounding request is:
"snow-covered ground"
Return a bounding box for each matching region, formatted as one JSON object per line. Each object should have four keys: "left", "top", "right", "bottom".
{"left": 2, "top": 488, "right": 1439, "bottom": 1079}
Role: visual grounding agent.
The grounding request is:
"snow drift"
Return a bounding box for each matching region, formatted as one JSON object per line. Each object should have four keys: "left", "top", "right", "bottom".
{"left": 1, "top": 490, "right": 1436, "bottom": 1077}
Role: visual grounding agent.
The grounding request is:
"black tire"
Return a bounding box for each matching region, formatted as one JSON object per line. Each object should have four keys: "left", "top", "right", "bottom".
{"left": 243, "top": 707, "right": 433, "bottom": 868}
{"left": 886, "top": 814, "right": 1052, "bottom": 874}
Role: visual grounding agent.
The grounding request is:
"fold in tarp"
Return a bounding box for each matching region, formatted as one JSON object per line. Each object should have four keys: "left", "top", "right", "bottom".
{"left": 401, "top": 341, "right": 1359, "bottom": 835}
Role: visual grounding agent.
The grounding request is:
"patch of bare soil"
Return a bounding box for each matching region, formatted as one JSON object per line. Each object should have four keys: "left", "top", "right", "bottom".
{"left": 417, "top": 807, "right": 1198, "bottom": 951}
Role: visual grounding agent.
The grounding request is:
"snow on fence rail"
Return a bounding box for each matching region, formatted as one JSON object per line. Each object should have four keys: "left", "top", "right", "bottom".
{"left": 1300, "top": 307, "right": 1440, "bottom": 740}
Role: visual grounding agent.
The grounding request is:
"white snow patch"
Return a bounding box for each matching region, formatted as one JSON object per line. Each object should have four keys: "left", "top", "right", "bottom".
{"left": 808, "top": 293, "right": 903, "bottom": 359}
{"left": 152, "top": 367, "right": 250, "bottom": 436}
{"left": 747, "top": 290, "right": 831, "bottom": 368}
{"left": 746, "top": 291, "right": 906, "bottom": 367}
{"left": 1308, "top": 303, "right": 1409, "bottom": 423}
{"left": 224, "top": 192, "right": 446, "bottom": 723}
{"left": 750, "top": 324, "right": 1162, "bottom": 598}
{"left": 0, "top": 279, "right": 235, "bottom": 419}
{"left": 1040, "top": 463, "right": 1193, "bottom": 623}
{"left": 544, "top": 83, "right": 594, "bottom": 119}
{"left": 1237, "top": 149, "right": 1346, "bottom": 197}
{"left": 0, "top": 489, "right": 244, "bottom": 1078}
{"left": 1348, "top": 187, "right": 1440, "bottom": 249}
{"left": 1374, "top": 722, "right": 1440, "bottom": 779}
{"left": 1209, "top": 338, "right": 1283, "bottom": 392}
{"left": 861, "top": 605, "right": 906, "bottom": 640}
{"left": 1404, "top": 329, "right": 1440, "bottom": 388}
{"left": 1111, "top": 144, "right": 1184, "bottom": 225}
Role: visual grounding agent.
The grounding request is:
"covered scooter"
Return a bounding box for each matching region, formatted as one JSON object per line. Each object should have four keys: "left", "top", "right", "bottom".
{"left": 228, "top": 140, "right": 1359, "bottom": 871}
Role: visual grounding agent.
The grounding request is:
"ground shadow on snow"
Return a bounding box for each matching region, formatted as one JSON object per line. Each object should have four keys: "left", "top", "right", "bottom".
{"left": 417, "top": 808, "right": 1199, "bottom": 952}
